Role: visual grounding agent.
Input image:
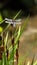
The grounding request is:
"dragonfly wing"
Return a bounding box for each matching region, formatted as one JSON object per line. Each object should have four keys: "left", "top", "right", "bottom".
{"left": 13, "top": 23, "right": 16, "bottom": 27}
{"left": 15, "top": 22, "right": 22, "bottom": 24}
{"left": 15, "top": 19, "right": 21, "bottom": 22}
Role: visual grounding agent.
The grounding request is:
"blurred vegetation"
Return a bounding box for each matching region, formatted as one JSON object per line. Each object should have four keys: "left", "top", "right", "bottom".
{"left": 0, "top": 14, "right": 29, "bottom": 65}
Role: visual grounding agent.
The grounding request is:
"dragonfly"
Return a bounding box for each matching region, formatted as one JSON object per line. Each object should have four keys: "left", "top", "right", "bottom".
{"left": 5, "top": 18, "right": 22, "bottom": 27}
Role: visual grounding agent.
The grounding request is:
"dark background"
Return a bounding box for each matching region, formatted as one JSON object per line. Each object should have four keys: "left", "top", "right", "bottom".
{"left": 0, "top": 0, "right": 37, "bottom": 17}
{"left": 0, "top": 0, "right": 37, "bottom": 10}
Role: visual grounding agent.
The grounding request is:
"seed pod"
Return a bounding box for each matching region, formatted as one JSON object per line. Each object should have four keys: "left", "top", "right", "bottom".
{"left": 0, "top": 46, "right": 4, "bottom": 60}
{"left": 0, "top": 36, "right": 2, "bottom": 46}
{"left": 2, "top": 32, "right": 5, "bottom": 46}
{"left": 0, "top": 47, "right": 4, "bottom": 52}
{"left": 16, "top": 49, "right": 19, "bottom": 64}
{"left": 7, "top": 49, "right": 9, "bottom": 60}
{"left": 6, "top": 45, "right": 9, "bottom": 60}
{"left": 18, "top": 40, "right": 20, "bottom": 48}
{"left": 12, "top": 37, "right": 14, "bottom": 47}
{"left": 0, "top": 53, "right": 2, "bottom": 60}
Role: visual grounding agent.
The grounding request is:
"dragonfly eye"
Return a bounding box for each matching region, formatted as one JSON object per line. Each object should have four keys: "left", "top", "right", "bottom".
{"left": 11, "top": 24, "right": 13, "bottom": 26}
